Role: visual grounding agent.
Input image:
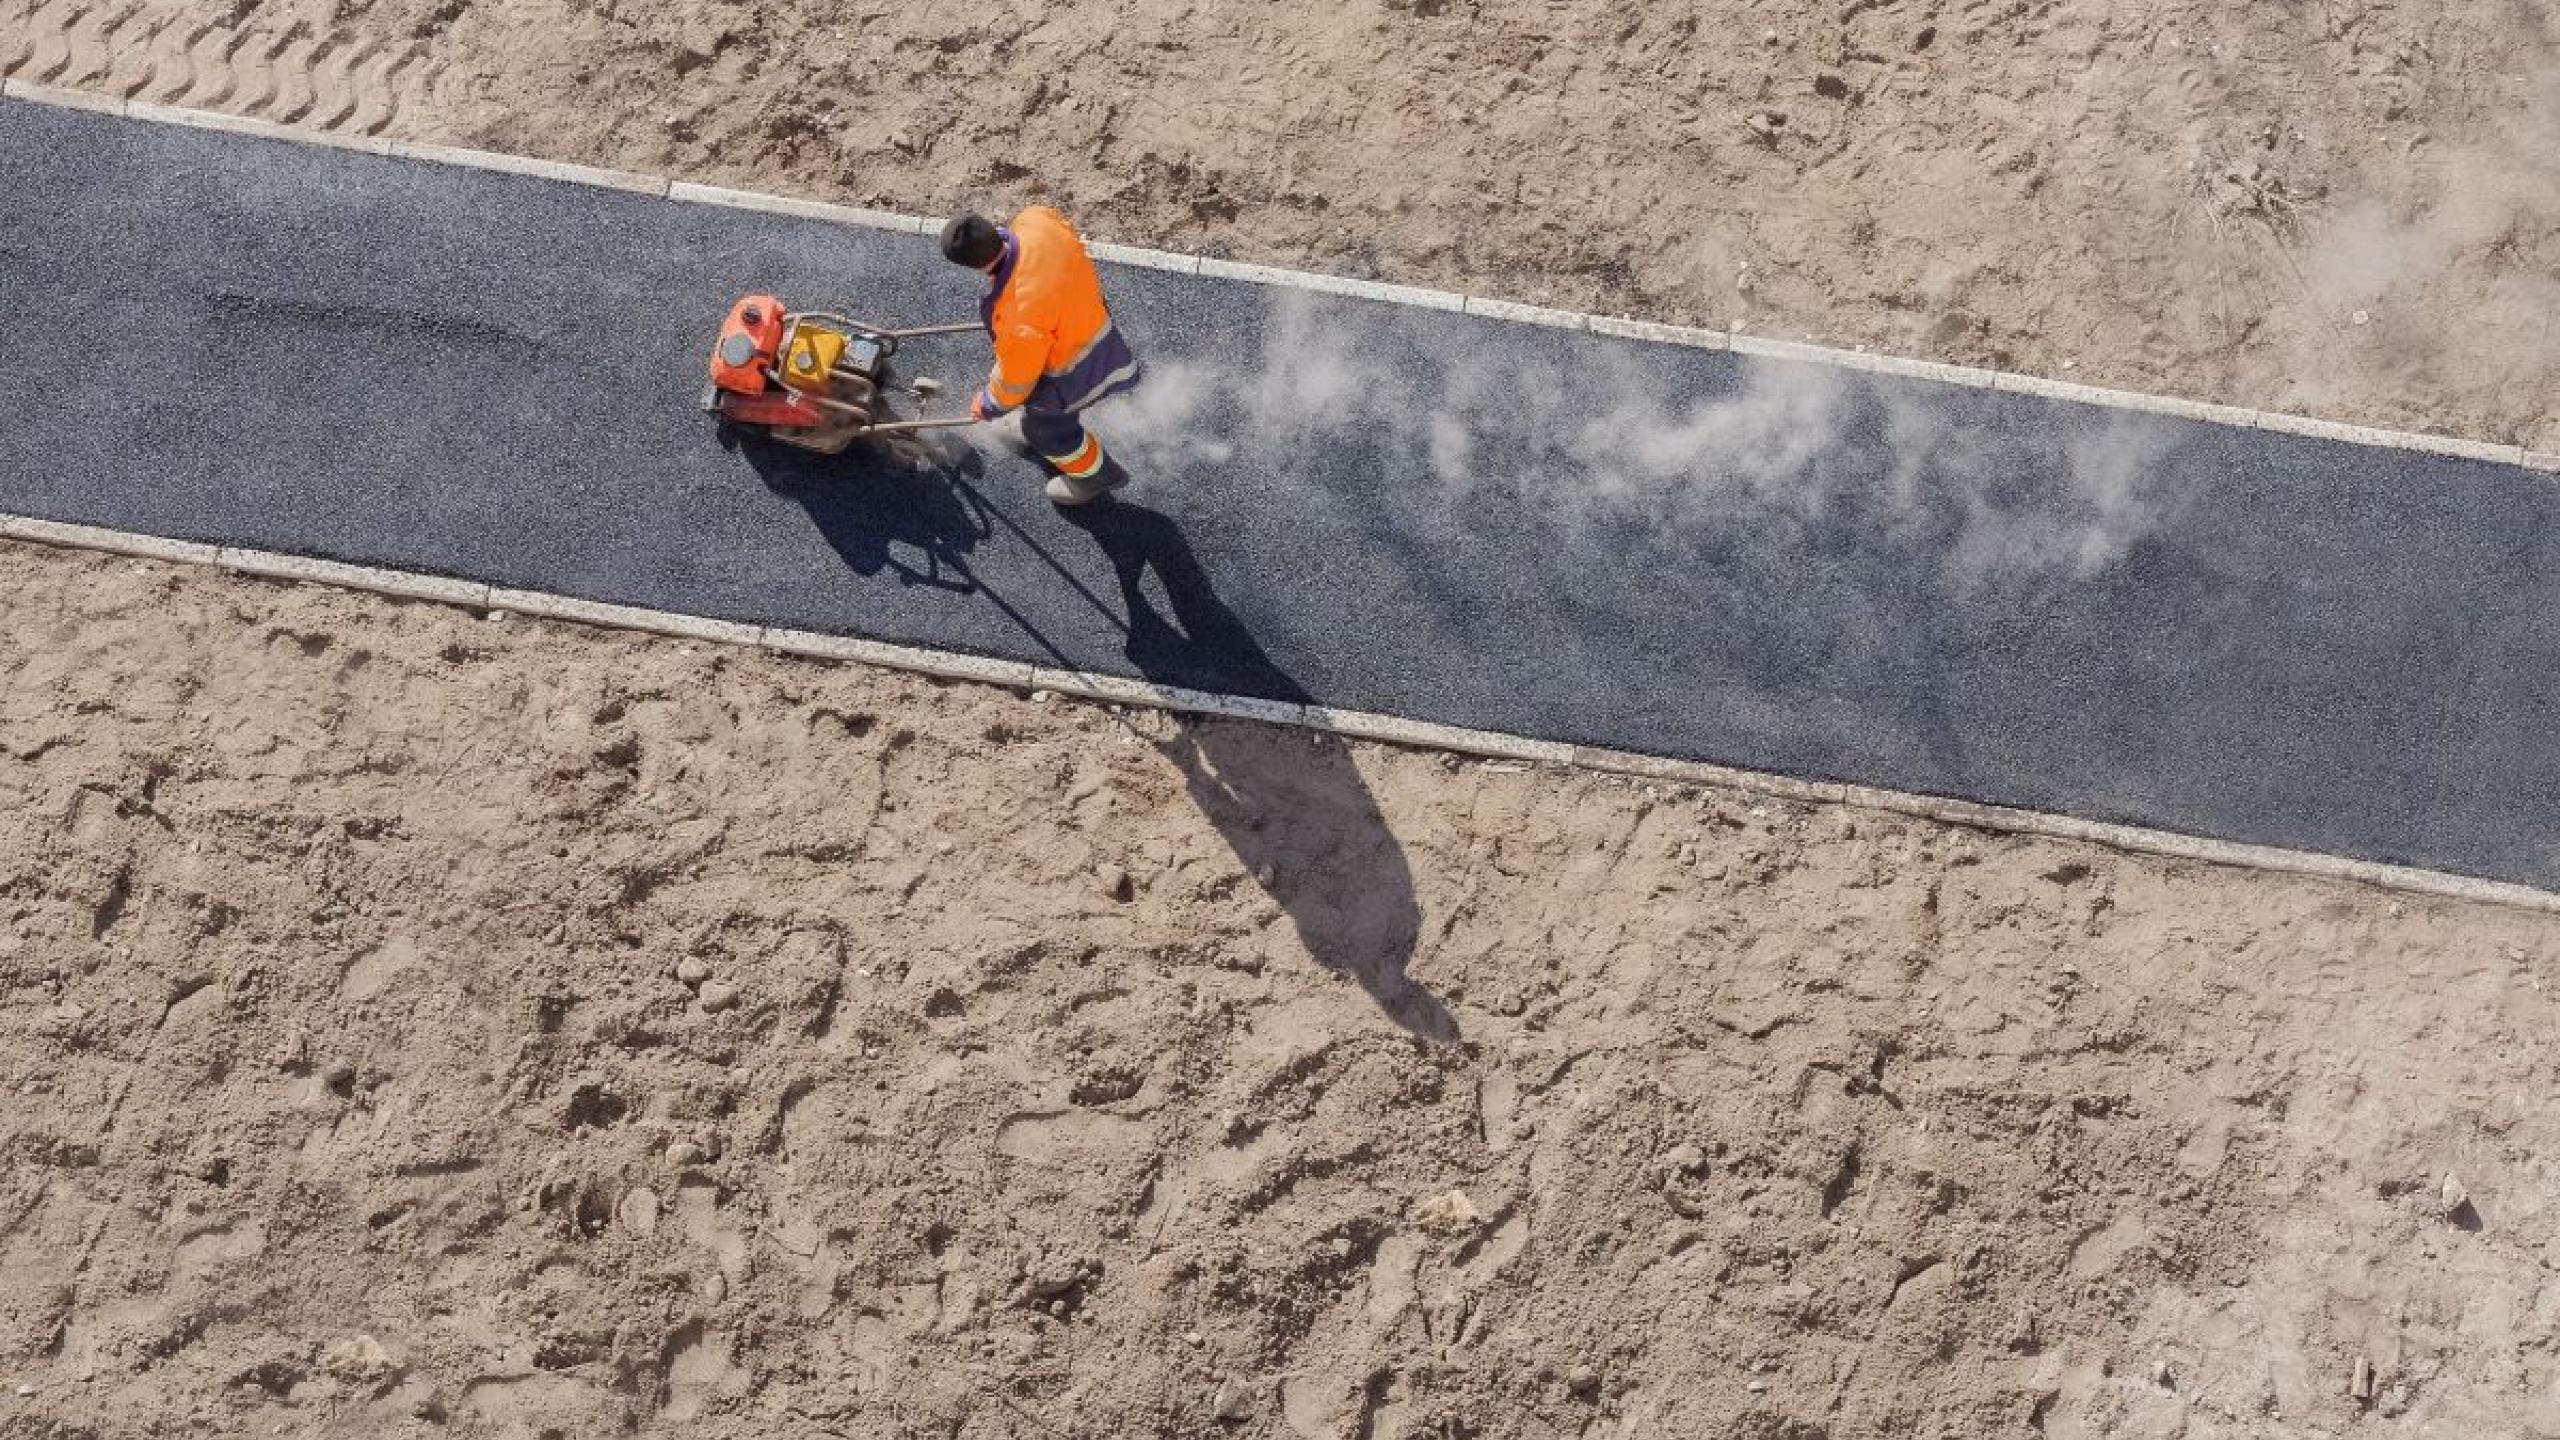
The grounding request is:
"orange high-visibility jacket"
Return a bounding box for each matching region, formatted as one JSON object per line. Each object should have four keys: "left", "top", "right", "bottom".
{"left": 979, "top": 207, "right": 1137, "bottom": 414}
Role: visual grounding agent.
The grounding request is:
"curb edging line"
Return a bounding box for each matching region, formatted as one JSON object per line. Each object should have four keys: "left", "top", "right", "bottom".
{"left": 1461, "top": 296, "right": 1591, "bottom": 332}
{"left": 763, "top": 626, "right": 1039, "bottom": 691}
{"left": 1309, "top": 706, "right": 1575, "bottom": 765}
{"left": 1996, "top": 371, "right": 2263, "bottom": 429}
{"left": 1587, "top": 315, "right": 1729, "bottom": 352}
{"left": 3, "top": 513, "right": 222, "bottom": 565}
{"left": 482, "top": 587, "right": 760, "bottom": 645}
{"left": 1024, "top": 666, "right": 1183, "bottom": 710}
{"left": 384, "top": 140, "right": 672, "bottom": 197}
{"left": 666, "top": 180, "right": 928, "bottom": 235}
{"left": 124, "top": 98, "right": 394, "bottom": 154}
{"left": 220, "top": 546, "right": 492, "bottom": 607}
{"left": 1085, "top": 241, "right": 1203, "bottom": 276}
{"left": 3, "top": 512, "right": 2556, "bottom": 916}
{"left": 1197, "top": 256, "right": 1468, "bottom": 313}
{"left": 3, "top": 78, "right": 127, "bottom": 113}
{"left": 2248, "top": 409, "right": 2525, "bottom": 467}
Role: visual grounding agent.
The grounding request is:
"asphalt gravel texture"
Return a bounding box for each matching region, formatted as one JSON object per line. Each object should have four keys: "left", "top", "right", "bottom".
{"left": 4, "top": 100, "right": 2555, "bottom": 890}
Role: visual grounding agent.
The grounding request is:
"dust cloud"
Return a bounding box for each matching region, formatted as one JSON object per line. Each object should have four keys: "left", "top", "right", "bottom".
{"left": 1094, "top": 291, "right": 2195, "bottom": 589}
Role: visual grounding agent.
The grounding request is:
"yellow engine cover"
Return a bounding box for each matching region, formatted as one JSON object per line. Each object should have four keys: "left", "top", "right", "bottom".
{"left": 779, "top": 323, "right": 847, "bottom": 390}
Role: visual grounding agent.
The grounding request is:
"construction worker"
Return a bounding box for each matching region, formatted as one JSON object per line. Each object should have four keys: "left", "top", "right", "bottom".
{"left": 942, "top": 208, "right": 1142, "bottom": 506}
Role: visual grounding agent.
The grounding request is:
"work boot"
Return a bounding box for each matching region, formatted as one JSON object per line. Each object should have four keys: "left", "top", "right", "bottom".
{"left": 1044, "top": 456, "right": 1128, "bottom": 507}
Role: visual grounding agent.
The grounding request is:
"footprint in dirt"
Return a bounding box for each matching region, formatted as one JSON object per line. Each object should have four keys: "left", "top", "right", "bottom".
{"left": 656, "top": 1320, "right": 747, "bottom": 1422}
{"left": 673, "top": 1177, "right": 749, "bottom": 1291}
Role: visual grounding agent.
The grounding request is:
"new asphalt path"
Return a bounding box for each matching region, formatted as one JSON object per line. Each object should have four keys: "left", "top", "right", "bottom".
{"left": 4, "top": 99, "right": 2554, "bottom": 892}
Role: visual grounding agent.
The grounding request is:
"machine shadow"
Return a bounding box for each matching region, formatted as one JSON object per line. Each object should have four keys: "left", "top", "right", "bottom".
{"left": 736, "top": 429, "right": 993, "bottom": 593}
{"left": 1060, "top": 498, "right": 1458, "bottom": 1044}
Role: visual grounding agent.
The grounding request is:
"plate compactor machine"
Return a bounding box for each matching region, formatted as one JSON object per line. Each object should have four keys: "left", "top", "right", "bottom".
{"left": 701, "top": 295, "right": 983, "bottom": 454}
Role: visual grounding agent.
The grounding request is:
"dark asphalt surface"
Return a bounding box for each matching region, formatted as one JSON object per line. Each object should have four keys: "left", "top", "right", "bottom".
{"left": 5, "top": 101, "right": 2555, "bottom": 890}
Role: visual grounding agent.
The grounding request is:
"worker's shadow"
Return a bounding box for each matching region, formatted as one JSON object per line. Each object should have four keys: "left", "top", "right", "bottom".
{"left": 733, "top": 430, "right": 992, "bottom": 591}
{"left": 1059, "top": 500, "right": 1458, "bottom": 1045}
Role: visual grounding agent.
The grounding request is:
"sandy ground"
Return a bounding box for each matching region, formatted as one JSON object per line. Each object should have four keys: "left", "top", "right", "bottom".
{"left": 7, "top": 0, "right": 2560, "bottom": 1436}
{"left": 7, "top": 0, "right": 2557, "bottom": 447}
{"left": 5, "top": 546, "right": 2560, "bottom": 1440}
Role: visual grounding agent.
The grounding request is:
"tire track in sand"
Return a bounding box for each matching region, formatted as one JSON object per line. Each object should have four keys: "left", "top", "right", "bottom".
{"left": 4, "top": 0, "right": 442, "bottom": 137}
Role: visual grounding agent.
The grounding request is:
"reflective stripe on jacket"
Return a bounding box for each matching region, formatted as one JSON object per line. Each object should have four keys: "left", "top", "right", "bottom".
{"left": 979, "top": 207, "right": 1140, "bottom": 414}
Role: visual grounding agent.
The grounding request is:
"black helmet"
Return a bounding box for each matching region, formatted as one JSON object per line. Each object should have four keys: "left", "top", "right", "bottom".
{"left": 940, "top": 213, "right": 1003, "bottom": 269}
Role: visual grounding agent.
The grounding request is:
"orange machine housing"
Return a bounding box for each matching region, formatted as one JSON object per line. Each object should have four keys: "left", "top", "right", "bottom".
{"left": 709, "top": 294, "right": 833, "bottom": 428}
{"left": 711, "top": 295, "right": 786, "bottom": 395}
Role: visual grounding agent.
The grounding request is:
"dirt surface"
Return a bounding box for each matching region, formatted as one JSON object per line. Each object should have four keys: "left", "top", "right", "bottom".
{"left": 7, "top": 0, "right": 2558, "bottom": 448}
{"left": 5, "top": 543, "right": 2560, "bottom": 1440}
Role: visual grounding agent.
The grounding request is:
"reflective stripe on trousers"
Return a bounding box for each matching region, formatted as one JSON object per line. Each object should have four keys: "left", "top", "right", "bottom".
{"left": 1020, "top": 408, "right": 1107, "bottom": 479}
{"left": 1052, "top": 357, "right": 1142, "bottom": 414}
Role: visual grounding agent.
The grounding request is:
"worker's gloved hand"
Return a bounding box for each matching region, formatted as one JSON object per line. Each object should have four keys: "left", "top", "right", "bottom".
{"left": 970, "top": 389, "right": 1006, "bottom": 423}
